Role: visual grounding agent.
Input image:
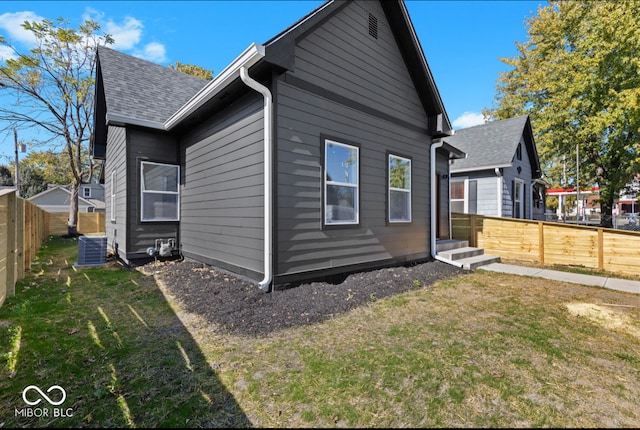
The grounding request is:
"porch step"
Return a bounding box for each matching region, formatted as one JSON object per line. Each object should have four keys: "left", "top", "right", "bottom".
{"left": 436, "top": 239, "right": 470, "bottom": 252}
{"left": 436, "top": 239, "right": 501, "bottom": 270}
{"left": 454, "top": 254, "right": 502, "bottom": 270}
{"left": 438, "top": 246, "right": 484, "bottom": 261}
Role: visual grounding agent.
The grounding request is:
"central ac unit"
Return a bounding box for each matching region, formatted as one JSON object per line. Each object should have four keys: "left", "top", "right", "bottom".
{"left": 75, "top": 235, "right": 107, "bottom": 267}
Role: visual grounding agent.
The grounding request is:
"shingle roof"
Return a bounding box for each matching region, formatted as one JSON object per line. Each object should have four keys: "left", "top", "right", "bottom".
{"left": 446, "top": 115, "right": 532, "bottom": 173}
{"left": 97, "top": 46, "right": 208, "bottom": 126}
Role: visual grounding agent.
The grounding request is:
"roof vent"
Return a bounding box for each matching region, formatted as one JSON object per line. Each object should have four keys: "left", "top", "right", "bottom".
{"left": 75, "top": 235, "right": 108, "bottom": 267}
{"left": 368, "top": 13, "right": 378, "bottom": 39}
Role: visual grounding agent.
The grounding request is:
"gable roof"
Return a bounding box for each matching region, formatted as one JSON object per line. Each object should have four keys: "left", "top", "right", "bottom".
{"left": 28, "top": 185, "right": 98, "bottom": 207}
{"left": 95, "top": 0, "right": 451, "bottom": 136}
{"left": 445, "top": 115, "right": 541, "bottom": 178}
{"left": 96, "top": 46, "right": 208, "bottom": 128}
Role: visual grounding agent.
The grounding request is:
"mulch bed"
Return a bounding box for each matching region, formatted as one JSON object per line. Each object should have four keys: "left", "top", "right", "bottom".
{"left": 137, "top": 258, "right": 465, "bottom": 337}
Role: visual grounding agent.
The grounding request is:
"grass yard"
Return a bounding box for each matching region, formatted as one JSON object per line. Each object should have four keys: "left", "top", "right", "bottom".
{"left": 1, "top": 236, "right": 639, "bottom": 428}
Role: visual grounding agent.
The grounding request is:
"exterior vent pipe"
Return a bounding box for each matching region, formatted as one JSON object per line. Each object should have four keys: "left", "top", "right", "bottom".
{"left": 240, "top": 66, "right": 273, "bottom": 292}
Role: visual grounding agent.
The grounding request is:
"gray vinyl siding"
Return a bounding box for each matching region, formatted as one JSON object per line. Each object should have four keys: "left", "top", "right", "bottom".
{"left": 275, "top": 80, "right": 431, "bottom": 279}
{"left": 293, "top": 1, "right": 426, "bottom": 126}
{"left": 475, "top": 176, "right": 498, "bottom": 216}
{"left": 502, "top": 136, "right": 533, "bottom": 219}
{"left": 105, "top": 125, "right": 127, "bottom": 259}
{"left": 126, "top": 127, "right": 179, "bottom": 258}
{"left": 273, "top": 1, "right": 434, "bottom": 281}
{"left": 179, "top": 93, "right": 265, "bottom": 279}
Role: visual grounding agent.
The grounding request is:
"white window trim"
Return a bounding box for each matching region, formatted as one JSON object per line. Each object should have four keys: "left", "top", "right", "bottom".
{"left": 514, "top": 178, "right": 524, "bottom": 219}
{"left": 451, "top": 178, "right": 467, "bottom": 213}
{"left": 324, "top": 139, "right": 359, "bottom": 225}
{"left": 140, "top": 161, "right": 180, "bottom": 222}
{"left": 388, "top": 154, "right": 412, "bottom": 223}
{"left": 83, "top": 187, "right": 91, "bottom": 198}
{"left": 110, "top": 170, "right": 116, "bottom": 222}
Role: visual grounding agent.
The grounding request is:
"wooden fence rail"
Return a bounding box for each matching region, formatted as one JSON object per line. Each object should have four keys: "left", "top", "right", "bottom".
{"left": 452, "top": 212, "right": 640, "bottom": 277}
{"left": 1, "top": 189, "right": 105, "bottom": 308}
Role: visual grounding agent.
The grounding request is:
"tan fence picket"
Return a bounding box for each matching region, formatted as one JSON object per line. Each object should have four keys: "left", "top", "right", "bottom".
{"left": 0, "top": 189, "right": 105, "bottom": 308}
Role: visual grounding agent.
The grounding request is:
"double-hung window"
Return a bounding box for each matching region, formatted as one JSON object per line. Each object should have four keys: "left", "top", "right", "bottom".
{"left": 324, "top": 139, "right": 359, "bottom": 225}
{"left": 388, "top": 154, "right": 411, "bottom": 223}
{"left": 140, "top": 161, "right": 180, "bottom": 222}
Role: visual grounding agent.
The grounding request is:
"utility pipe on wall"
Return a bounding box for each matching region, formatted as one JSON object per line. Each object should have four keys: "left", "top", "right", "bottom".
{"left": 430, "top": 141, "right": 443, "bottom": 260}
{"left": 240, "top": 66, "right": 273, "bottom": 292}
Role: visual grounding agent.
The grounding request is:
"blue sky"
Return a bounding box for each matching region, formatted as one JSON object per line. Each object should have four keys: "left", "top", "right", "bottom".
{"left": 0, "top": 0, "right": 544, "bottom": 162}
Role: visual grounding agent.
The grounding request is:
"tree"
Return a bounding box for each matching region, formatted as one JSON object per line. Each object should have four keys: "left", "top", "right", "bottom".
{"left": 18, "top": 164, "right": 47, "bottom": 198}
{"left": 0, "top": 165, "right": 13, "bottom": 186}
{"left": 0, "top": 18, "right": 113, "bottom": 235}
{"left": 21, "top": 149, "right": 75, "bottom": 185}
{"left": 485, "top": 1, "right": 640, "bottom": 227}
{"left": 169, "top": 61, "right": 213, "bottom": 80}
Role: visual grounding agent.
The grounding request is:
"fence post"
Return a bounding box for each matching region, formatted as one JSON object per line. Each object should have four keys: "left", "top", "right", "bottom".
{"left": 16, "top": 198, "right": 24, "bottom": 281}
{"left": 597, "top": 228, "right": 604, "bottom": 270}
{"left": 470, "top": 215, "right": 477, "bottom": 247}
{"left": 6, "top": 192, "right": 16, "bottom": 297}
{"left": 538, "top": 222, "right": 545, "bottom": 264}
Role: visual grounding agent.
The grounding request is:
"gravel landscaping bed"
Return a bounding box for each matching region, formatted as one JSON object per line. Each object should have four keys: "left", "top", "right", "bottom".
{"left": 137, "top": 258, "right": 465, "bottom": 337}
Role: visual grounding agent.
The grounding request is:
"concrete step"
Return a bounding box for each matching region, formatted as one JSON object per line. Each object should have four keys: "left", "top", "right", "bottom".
{"left": 437, "top": 246, "right": 485, "bottom": 261}
{"left": 436, "top": 239, "right": 469, "bottom": 253}
{"left": 456, "top": 254, "right": 502, "bottom": 270}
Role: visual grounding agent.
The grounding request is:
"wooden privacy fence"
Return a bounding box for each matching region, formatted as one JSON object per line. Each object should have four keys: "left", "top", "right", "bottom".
{"left": 452, "top": 213, "right": 640, "bottom": 277}
{"left": 1, "top": 189, "right": 106, "bottom": 308}
{"left": 1, "top": 189, "right": 47, "bottom": 308}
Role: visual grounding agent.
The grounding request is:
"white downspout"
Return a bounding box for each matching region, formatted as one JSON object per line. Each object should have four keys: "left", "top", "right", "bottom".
{"left": 430, "top": 141, "right": 443, "bottom": 260}
{"left": 495, "top": 168, "right": 503, "bottom": 217}
{"left": 240, "top": 66, "right": 273, "bottom": 292}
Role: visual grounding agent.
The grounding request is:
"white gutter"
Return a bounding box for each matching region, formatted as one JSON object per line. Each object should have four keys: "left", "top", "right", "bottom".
{"left": 164, "top": 43, "right": 265, "bottom": 130}
{"left": 495, "top": 168, "right": 503, "bottom": 217}
{"left": 239, "top": 66, "right": 273, "bottom": 292}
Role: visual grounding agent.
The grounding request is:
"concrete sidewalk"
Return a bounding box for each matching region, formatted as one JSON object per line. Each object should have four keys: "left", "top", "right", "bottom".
{"left": 478, "top": 263, "right": 640, "bottom": 295}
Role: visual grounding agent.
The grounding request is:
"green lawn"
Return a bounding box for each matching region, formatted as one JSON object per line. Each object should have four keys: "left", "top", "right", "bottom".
{"left": 1, "top": 236, "right": 639, "bottom": 427}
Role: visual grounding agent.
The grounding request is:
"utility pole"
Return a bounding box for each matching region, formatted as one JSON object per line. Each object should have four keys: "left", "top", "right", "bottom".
{"left": 14, "top": 128, "right": 20, "bottom": 197}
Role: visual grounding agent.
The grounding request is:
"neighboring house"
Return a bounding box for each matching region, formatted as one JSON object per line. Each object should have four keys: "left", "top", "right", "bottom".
{"left": 92, "top": 0, "right": 465, "bottom": 289}
{"left": 28, "top": 184, "right": 106, "bottom": 213}
{"left": 444, "top": 115, "right": 547, "bottom": 221}
{"left": 615, "top": 174, "right": 640, "bottom": 215}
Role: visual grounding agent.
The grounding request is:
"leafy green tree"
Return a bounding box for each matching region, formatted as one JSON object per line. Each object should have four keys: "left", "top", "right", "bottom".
{"left": 0, "top": 165, "right": 13, "bottom": 186}
{"left": 169, "top": 61, "right": 213, "bottom": 80}
{"left": 485, "top": 1, "right": 640, "bottom": 227}
{"left": 18, "top": 164, "right": 47, "bottom": 198}
{"left": 0, "top": 18, "right": 113, "bottom": 235}
{"left": 21, "top": 149, "right": 74, "bottom": 185}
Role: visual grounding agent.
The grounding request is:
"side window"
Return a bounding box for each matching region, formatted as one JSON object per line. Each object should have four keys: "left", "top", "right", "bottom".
{"left": 324, "top": 140, "right": 359, "bottom": 225}
{"left": 110, "top": 170, "right": 116, "bottom": 222}
{"left": 451, "top": 180, "right": 465, "bottom": 213}
{"left": 388, "top": 154, "right": 411, "bottom": 223}
{"left": 140, "top": 161, "right": 180, "bottom": 222}
{"left": 83, "top": 187, "right": 91, "bottom": 198}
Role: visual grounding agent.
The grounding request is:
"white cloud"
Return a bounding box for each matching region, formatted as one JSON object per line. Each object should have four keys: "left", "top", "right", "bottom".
{"left": 135, "top": 42, "right": 167, "bottom": 63}
{"left": 82, "top": 7, "right": 167, "bottom": 64}
{"left": 0, "top": 11, "right": 44, "bottom": 46}
{"left": 105, "top": 16, "right": 143, "bottom": 50}
{"left": 452, "top": 112, "right": 486, "bottom": 129}
{"left": 0, "top": 45, "right": 16, "bottom": 61}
